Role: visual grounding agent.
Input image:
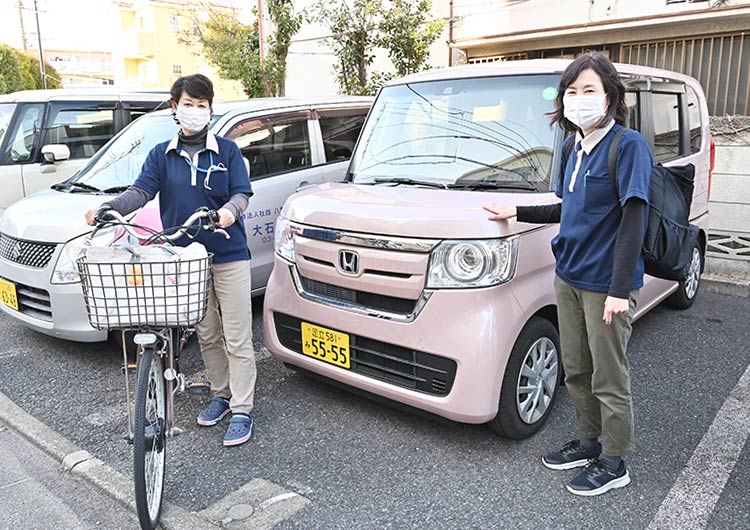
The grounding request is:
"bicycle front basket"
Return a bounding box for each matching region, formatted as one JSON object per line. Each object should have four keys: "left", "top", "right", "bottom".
{"left": 77, "top": 243, "right": 212, "bottom": 330}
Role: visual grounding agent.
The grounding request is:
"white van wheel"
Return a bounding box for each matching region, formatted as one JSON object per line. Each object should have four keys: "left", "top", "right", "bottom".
{"left": 666, "top": 243, "right": 703, "bottom": 310}
{"left": 488, "top": 317, "right": 561, "bottom": 439}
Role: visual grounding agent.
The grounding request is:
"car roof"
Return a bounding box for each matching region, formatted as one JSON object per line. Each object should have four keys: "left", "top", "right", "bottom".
{"left": 140, "top": 96, "right": 374, "bottom": 119}
{"left": 0, "top": 87, "right": 170, "bottom": 103}
{"left": 211, "top": 96, "right": 374, "bottom": 115}
{"left": 387, "top": 59, "right": 699, "bottom": 87}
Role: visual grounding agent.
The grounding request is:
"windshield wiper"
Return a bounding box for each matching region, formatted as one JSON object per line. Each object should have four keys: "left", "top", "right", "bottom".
{"left": 448, "top": 181, "right": 537, "bottom": 191}
{"left": 52, "top": 182, "right": 102, "bottom": 193}
{"left": 69, "top": 182, "right": 102, "bottom": 193}
{"left": 102, "top": 186, "right": 130, "bottom": 194}
{"left": 372, "top": 177, "right": 448, "bottom": 189}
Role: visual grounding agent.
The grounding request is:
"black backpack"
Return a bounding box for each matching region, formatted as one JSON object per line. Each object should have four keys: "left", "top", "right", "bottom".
{"left": 564, "top": 129, "right": 699, "bottom": 281}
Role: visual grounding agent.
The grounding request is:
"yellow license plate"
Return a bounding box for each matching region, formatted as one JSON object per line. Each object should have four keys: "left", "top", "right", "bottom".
{"left": 301, "top": 322, "right": 350, "bottom": 369}
{"left": 0, "top": 278, "right": 18, "bottom": 311}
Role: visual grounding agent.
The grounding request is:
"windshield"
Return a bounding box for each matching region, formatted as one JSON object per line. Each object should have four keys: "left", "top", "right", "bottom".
{"left": 0, "top": 103, "right": 15, "bottom": 148}
{"left": 348, "top": 74, "right": 561, "bottom": 192}
{"left": 67, "top": 113, "right": 179, "bottom": 190}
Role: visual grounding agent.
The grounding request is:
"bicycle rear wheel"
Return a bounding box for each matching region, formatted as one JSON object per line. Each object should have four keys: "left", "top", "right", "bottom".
{"left": 133, "top": 346, "right": 167, "bottom": 530}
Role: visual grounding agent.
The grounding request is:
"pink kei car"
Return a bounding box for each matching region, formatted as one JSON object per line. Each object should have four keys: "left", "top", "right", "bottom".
{"left": 263, "top": 60, "right": 713, "bottom": 438}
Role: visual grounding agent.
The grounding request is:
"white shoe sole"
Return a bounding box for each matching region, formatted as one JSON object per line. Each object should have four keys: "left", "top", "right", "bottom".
{"left": 541, "top": 456, "right": 593, "bottom": 470}
{"left": 566, "top": 471, "right": 631, "bottom": 496}
{"left": 196, "top": 408, "right": 230, "bottom": 426}
{"left": 223, "top": 429, "right": 252, "bottom": 447}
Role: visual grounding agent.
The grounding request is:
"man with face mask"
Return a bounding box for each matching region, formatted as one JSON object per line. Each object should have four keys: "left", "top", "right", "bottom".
{"left": 85, "top": 74, "right": 257, "bottom": 447}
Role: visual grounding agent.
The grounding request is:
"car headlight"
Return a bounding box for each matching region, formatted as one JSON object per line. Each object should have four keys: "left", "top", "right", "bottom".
{"left": 51, "top": 227, "right": 124, "bottom": 285}
{"left": 427, "top": 237, "right": 518, "bottom": 288}
{"left": 274, "top": 216, "right": 298, "bottom": 263}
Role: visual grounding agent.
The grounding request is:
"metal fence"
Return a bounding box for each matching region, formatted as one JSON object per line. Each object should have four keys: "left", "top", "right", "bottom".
{"left": 619, "top": 33, "right": 750, "bottom": 116}
{"left": 465, "top": 32, "right": 750, "bottom": 116}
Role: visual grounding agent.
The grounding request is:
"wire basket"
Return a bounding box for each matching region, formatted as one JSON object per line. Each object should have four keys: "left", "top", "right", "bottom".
{"left": 77, "top": 243, "right": 212, "bottom": 330}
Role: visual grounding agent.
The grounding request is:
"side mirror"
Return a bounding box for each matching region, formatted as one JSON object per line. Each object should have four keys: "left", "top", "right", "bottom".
{"left": 41, "top": 144, "right": 71, "bottom": 164}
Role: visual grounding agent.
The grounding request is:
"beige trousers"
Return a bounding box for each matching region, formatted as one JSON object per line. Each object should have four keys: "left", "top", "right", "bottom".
{"left": 195, "top": 259, "right": 256, "bottom": 414}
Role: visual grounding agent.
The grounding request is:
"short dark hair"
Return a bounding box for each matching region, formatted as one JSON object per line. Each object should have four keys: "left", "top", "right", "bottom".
{"left": 549, "top": 52, "right": 628, "bottom": 133}
{"left": 170, "top": 74, "right": 214, "bottom": 106}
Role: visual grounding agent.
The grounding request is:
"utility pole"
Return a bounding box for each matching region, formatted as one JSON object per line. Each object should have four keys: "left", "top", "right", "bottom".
{"left": 33, "top": 0, "right": 47, "bottom": 89}
{"left": 257, "top": 0, "right": 264, "bottom": 63}
{"left": 17, "top": 0, "right": 27, "bottom": 51}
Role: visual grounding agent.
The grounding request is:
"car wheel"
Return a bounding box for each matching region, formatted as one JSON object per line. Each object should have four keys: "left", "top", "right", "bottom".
{"left": 488, "top": 316, "right": 562, "bottom": 439}
{"left": 666, "top": 243, "right": 703, "bottom": 310}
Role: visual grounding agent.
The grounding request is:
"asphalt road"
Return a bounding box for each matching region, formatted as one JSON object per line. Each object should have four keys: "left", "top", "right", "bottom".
{"left": 0, "top": 293, "right": 748, "bottom": 530}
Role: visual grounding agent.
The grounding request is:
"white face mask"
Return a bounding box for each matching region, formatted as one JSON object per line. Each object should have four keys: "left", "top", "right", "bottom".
{"left": 563, "top": 94, "right": 608, "bottom": 130}
{"left": 176, "top": 105, "right": 211, "bottom": 132}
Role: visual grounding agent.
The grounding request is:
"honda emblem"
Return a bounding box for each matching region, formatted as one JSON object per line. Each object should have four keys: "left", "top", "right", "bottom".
{"left": 338, "top": 249, "right": 360, "bottom": 275}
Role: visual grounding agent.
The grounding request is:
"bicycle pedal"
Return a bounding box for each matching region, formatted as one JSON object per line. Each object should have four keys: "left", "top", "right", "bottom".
{"left": 186, "top": 381, "right": 211, "bottom": 396}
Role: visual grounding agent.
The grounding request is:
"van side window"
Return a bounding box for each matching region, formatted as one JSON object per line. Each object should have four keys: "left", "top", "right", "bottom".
{"left": 686, "top": 87, "right": 702, "bottom": 154}
{"left": 650, "top": 92, "right": 681, "bottom": 163}
{"left": 3, "top": 103, "right": 44, "bottom": 164}
{"left": 317, "top": 109, "right": 368, "bottom": 163}
{"left": 624, "top": 92, "right": 640, "bottom": 131}
{"left": 227, "top": 115, "right": 312, "bottom": 181}
{"left": 46, "top": 106, "right": 115, "bottom": 159}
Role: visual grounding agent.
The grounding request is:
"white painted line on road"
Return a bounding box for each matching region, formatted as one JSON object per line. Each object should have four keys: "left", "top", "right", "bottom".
{"left": 647, "top": 361, "right": 750, "bottom": 530}
{"left": 258, "top": 492, "right": 299, "bottom": 510}
{"left": 0, "top": 477, "right": 32, "bottom": 490}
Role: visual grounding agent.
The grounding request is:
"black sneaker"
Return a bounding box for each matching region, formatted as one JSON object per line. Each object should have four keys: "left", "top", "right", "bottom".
{"left": 542, "top": 439, "right": 602, "bottom": 470}
{"left": 566, "top": 458, "right": 631, "bottom": 496}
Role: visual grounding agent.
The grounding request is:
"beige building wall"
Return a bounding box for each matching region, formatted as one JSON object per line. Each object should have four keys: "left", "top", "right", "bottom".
{"left": 452, "top": 0, "right": 750, "bottom": 59}
{"left": 283, "top": 0, "right": 451, "bottom": 97}
{"left": 112, "top": 0, "right": 246, "bottom": 100}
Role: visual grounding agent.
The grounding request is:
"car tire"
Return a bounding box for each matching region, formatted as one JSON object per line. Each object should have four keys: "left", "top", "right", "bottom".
{"left": 487, "top": 316, "right": 562, "bottom": 440}
{"left": 665, "top": 242, "right": 703, "bottom": 310}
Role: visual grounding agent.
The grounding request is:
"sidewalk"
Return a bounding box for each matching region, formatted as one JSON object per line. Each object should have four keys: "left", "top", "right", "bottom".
{"left": 0, "top": 422, "right": 137, "bottom": 530}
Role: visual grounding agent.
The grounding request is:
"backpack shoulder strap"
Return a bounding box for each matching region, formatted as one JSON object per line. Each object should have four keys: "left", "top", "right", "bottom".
{"left": 608, "top": 127, "right": 628, "bottom": 201}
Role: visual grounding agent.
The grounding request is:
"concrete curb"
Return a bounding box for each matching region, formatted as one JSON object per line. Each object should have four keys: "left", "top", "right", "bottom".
{"left": 702, "top": 273, "right": 750, "bottom": 298}
{"left": 0, "top": 391, "right": 218, "bottom": 530}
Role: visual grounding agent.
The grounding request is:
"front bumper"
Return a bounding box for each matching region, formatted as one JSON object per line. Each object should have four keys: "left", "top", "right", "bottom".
{"left": 0, "top": 254, "right": 107, "bottom": 342}
{"left": 263, "top": 258, "right": 528, "bottom": 424}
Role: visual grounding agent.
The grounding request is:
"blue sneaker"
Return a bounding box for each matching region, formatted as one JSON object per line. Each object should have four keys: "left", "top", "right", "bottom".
{"left": 223, "top": 413, "right": 253, "bottom": 447}
{"left": 196, "top": 396, "right": 230, "bottom": 426}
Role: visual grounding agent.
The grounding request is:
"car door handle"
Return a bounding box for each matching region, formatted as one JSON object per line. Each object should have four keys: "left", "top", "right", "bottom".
{"left": 296, "top": 180, "right": 311, "bottom": 192}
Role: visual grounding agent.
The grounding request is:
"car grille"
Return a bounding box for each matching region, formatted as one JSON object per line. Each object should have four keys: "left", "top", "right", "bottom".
{"left": 274, "top": 312, "right": 456, "bottom": 396}
{"left": 4, "top": 279, "right": 52, "bottom": 322}
{"left": 0, "top": 234, "right": 57, "bottom": 269}
{"left": 298, "top": 275, "right": 418, "bottom": 314}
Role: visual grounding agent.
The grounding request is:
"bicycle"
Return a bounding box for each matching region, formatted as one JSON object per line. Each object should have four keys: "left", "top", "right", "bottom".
{"left": 76, "top": 207, "right": 228, "bottom": 530}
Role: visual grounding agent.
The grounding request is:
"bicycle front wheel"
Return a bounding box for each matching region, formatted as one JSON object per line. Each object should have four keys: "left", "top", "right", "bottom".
{"left": 133, "top": 346, "right": 167, "bottom": 530}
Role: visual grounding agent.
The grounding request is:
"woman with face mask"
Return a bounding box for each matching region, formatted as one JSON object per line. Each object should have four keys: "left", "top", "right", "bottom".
{"left": 85, "top": 74, "right": 257, "bottom": 448}
{"left": 484, "top": 52, "right": 653, "bottom": 496}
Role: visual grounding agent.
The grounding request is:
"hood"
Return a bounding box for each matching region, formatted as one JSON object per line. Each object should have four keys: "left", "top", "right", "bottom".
{"left": 1, "top": 188, "right": 114, "bottom": 243}
{"left": 283, "top": 182, "right": 559, "bottom": 239}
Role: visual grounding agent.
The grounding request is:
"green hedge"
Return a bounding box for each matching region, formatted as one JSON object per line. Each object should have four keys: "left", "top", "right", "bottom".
{"left": 0, "top": 44, "right": 62, "bottom": 94}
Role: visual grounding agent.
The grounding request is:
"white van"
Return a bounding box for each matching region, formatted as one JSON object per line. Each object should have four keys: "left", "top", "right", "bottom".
{"left": 0, "top": 88, "right": 169, "bottom": 214}
{"left": 0, "top": 97, "right": 372, "bottom": 343}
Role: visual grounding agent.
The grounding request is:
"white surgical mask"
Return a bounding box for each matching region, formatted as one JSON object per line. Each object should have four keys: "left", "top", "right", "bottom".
{"left": 176, "top": 105, "right": 211, "bottom": 132}
{"left": 563, "top": 94, "right": 608, "bottom": 130}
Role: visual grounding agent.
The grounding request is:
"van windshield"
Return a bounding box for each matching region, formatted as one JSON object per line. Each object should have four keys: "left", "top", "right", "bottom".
{"left": 66, "top": 113, "right": 179, "bottom": 191}
{"left": 348, "top": 74, "right": 560, "bottom": 192}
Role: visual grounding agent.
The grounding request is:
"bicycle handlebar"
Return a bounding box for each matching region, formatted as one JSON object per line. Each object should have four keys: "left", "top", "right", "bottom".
{"left": 93, "top": 208, "right": 230, "bottom": 241}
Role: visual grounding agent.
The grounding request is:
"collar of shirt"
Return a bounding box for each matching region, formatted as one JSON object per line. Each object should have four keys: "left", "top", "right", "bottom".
{"left": 576, "top": 119, "right": 615, "bottom": 155}
{"left": 164, "top": 130, "right": 220, "bottom": 155}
